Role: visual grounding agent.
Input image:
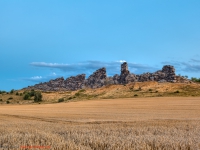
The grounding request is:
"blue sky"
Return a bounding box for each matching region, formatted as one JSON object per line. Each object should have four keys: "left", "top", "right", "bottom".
{"left": 0, "top": 0, "right": 200, "bottom": 91}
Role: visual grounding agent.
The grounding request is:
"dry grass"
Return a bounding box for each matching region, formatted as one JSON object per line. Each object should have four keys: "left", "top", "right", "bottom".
{"left": 1, "top": 82, "right": 200, "bottom": 105}
{"left": 0, "top": 97, "right": 200, "bottom": 149}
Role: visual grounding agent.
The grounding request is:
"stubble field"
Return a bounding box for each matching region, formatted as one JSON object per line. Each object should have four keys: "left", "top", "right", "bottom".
{"left": 1, "top": 97, "right": 200, "bottom": 150}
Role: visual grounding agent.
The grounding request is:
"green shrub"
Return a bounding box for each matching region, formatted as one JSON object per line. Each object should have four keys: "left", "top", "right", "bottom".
{"left": 75, "top": 92, "right": 80, "bottom": 97}
{"left": 8, "top": 97, "right": 13, "bottom": 100}
{"left": 10, "top": 89, "right": 14, "bottom": 94}
{"left": 79, "top": 89, "right": 86, "bottom": 93}
{"left": 174, "top": 90, "right": 180, "bottom": 93}
{"left": 23, "top": 93, "right": 30, "bottom": 100}
{"left": 23, "top": 90, "right": 38, "bottom": 100}
{"left": 0, "top": 99, "right": 2, "bottom": 101}
{"left": 6, "top": 101, "right": 10, "bottom": 104}
{"left": 129, "top": 87, "right": 133, "bottom": 91}
{"left": 20, "top": 93, "right": 23, "bottom": 96}
{"left": 58, "top": 98, "right": 64, "bottom": 103}
{"left": 0, "top": 90, "right": 7, "bottom": 94}
{"left": 34, "top": 92, "right": 42, "bottom": 102}
{"left": 29, "top": 89, "right": 35, "bottom": 97}
{"left": 191, "top": 77, "right": 200, "bottom": 82}
{"left": 68, "top": 97, "right": 73, "bottom": 100}
{"left": 16, "top": 92, "right": 19, "bottom": 95}
{"left": 134, "top": 94, "right": 138, "bottom": 97}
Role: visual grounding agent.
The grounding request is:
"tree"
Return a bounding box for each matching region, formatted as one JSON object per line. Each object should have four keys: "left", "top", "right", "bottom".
{"left": 34, "top": 92, "right": 42, "bottom": 102}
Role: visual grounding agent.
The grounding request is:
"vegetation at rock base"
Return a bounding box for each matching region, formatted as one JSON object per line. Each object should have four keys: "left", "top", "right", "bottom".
{"left": 23, "top": 93, "right": 30, "bottom": 100}
{"left": 191, "top": 77, "right": 200, "bottom": 82}
{"left": 10, "top": 89, "right": 14, "bottom": 94}
{"left": 22, "top": 90, "right": 42, "bottom": 102}
{"left": 33, "top": 91, "right": 42, "bottom": 102}
{"left": 1, "top": 81, "right": 200, "bottom": 104}
{"left": 7, "top": 97, "right": 13, "bottom": 100}
{"left": 0, "top": 90, "right": 7, "bottom": 94}
{"left": 58, "top": 98, "right": 64, "bottom": 103}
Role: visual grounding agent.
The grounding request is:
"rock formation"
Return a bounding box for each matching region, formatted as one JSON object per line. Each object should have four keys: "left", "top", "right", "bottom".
{"left": 64, "top": 74, "right": 86, "bottom": 91}
{"left": 24, "top": 62, "right": 191, "bottom": 91}
{"left": 85, "top": 68, "right": 107, "bottom": 88}
{"left": 119, "top": 62, "right": 130, "bottom": 84}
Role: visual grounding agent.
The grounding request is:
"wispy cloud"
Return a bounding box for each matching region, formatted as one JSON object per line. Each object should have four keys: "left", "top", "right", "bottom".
{"left": 30, "top": 76, "right": 43, "bottom": 80}
{"left": 116, "top": 60, "right": 126, "bottom": 63}
{"left": 181, "top": 63, "right": 200, "bottom": 72}
{"left": 190, "top": 59, "right": 200, "bottom": 63}
{"left": 161, "top": 58, "right": 200, "bottom": 73}
{"left": 30, "top": 61, "right": 159, "bottom": 76}
{"left": 23, "top": 72, "right": 59, "bottom": 82}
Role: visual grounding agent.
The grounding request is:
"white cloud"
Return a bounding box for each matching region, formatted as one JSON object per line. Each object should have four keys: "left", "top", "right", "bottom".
{"left": 161, "top": 58, "right": 200, "bottom": 73}
{"left": 30, "top": 76, "right": 43, "bottom": 80}
{"left": 50, "top": 72, "right": 57, "bottom": 76}
{"left": 117, "top": 60, "right": 126, "bottom": 63}
{"left": 30, "top": 62, "right": 70, "bottom": 67}
{"left": 23, "top": 72, "right": 60, "bottom": 83}
{"left": 30, "top": 60, "right": 158, "bottom": 76}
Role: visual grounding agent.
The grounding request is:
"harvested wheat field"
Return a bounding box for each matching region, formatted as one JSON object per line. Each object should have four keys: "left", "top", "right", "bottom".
{"left": 1, "top": 97, "right": 200, "bottom": 149}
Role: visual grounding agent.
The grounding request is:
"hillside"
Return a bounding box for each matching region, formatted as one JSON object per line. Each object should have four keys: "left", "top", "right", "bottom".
{"left": 1, "top": 62, "right": 198, "bottom": 105}
{"left": 1, "top": 81, "right": 200, "bottom": 105}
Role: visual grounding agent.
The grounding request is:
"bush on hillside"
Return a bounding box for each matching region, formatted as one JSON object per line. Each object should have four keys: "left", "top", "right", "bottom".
{"left": 8, "top": 97, "right": 13, "bottom": 100}
{"left": 34, "top": 92, "right": 42, "bottom": 102}
{"left": 191, "top": 77, "right": 200, "bottom": 82}
{"left": 58, "top": 98, "right": 64, "bottom": 103}
{"left": 23, "top": 93, "right": 30, "bottom": 100}
{"left": 10, "top": 89, "right": 14, "bottom": 94}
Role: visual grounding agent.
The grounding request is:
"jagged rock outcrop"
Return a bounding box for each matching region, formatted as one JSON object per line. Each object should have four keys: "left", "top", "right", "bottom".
{"left": 117, "top": 62, "right": 137, "bottom": 84}
{"left": 48, "top": 77, "right": 65, "bottom": 90}
{"left": 85, "top": 68, "right": 107, "bottom": 88}
{"left": 161, "top": 65, "right": 176, "bottom": 82}
{"left": 112, "top": 74, "right": 120, "bottom": 84}
{"left": 137, "top": 65, "right": 176, "bottom": 83}
{"left": 24, "top": 62, "right": 191, "bottom": 91}
{"left": 119, "top": 62, "right": 130, "bottom": 84}
{"left": 64, "top": 74, "right": 86, "bottom": 90}
{"left": 27, "top": 77, "right": 65, "bottom": 91}
{"left": 176, "top": 76, "right": 192, "bottom": 83}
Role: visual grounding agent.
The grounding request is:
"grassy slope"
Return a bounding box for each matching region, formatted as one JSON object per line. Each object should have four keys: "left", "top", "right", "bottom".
{"left": 1, "top": 81, "right": 200, "bottom": 104}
